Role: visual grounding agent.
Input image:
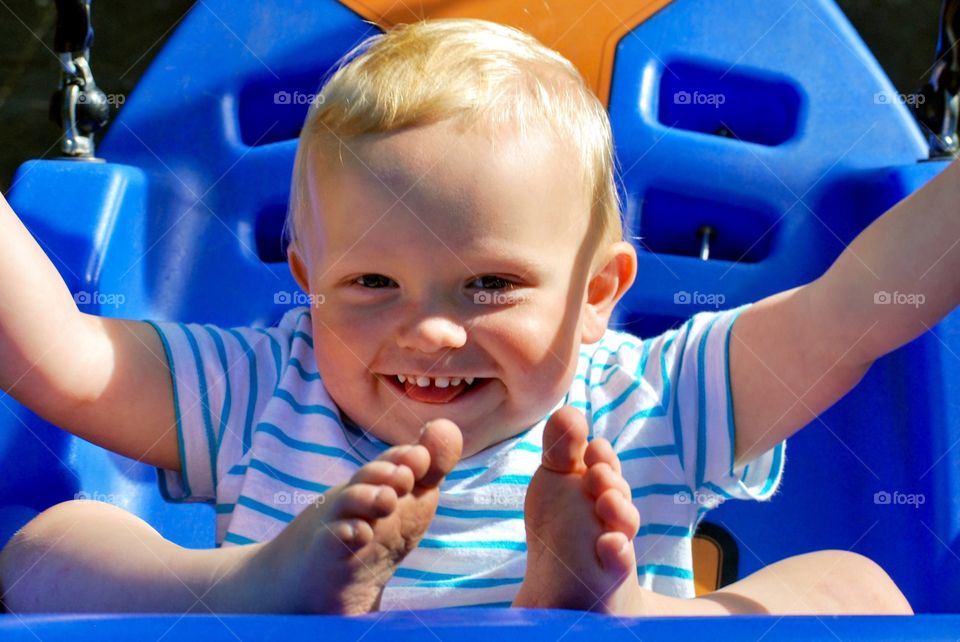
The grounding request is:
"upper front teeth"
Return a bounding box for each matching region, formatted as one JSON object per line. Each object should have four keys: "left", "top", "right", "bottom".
{"left": 396, "top": 375, "right": 476, "bottom": 387}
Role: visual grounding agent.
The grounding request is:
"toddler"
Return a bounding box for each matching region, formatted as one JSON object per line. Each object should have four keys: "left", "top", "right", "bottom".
{"left": 3, "top": 18, "right": 950, "bottom": 615}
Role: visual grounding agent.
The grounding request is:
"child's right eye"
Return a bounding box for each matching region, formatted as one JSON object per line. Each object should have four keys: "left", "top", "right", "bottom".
{"left": 354, "top": 274, "right": 396, "bottom": 288}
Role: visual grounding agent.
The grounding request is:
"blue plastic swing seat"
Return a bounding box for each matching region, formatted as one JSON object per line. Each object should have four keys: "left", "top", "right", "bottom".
{"left": 3, "top": 0, "right": 960, "bottom": 638}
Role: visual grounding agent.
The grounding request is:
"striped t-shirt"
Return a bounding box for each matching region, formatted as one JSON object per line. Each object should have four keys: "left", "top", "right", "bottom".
{"left": 147, "top": 304, "right": 784, "bottom": 609}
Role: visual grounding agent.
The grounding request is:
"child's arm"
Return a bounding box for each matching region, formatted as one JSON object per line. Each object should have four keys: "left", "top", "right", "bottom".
{"left": 0, "top": 192, "right": 180, "bottom": 471}
{"left": 730, "top": 160, "right": 960, "bottom": 465}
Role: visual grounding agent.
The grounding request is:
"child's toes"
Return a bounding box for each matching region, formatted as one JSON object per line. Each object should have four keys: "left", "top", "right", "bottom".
{"left": 584, "top": 437, "right": 621, "bottom": 474}
{"left": 584, "top": 462, "right": 631, "bottom": 501}
{"left": 350, "top": 461, "right": 415, "bottom": 498}
{"left": 541, "top": 406, "right": 590, "bottom": 474}
{"left": 595, "top": 531, "right": 636, "bottom": 577}
{"left": 416, "top": 419, "right": 464, "bottom": 487}
{"left": 328, "top": 518, "right": 375, "bottom": 552}
{"left": 594, "top": 488, "right": 640, "bottom": 537}
{"left": 331, "top": 483, "right": 398, "bottom": 520}
{"left": 378, "top": 444, "right": 431, "bottom": 481}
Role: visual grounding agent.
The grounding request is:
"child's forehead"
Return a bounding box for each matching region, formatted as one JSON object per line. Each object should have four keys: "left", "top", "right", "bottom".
{"left": 328, "top": 117, "right": 575, "bottom": 179}
{"left": 302, "top": 120, "right": 593, "bottom": 259}
{"left": 310, "top": 119, "right": 586, "bottom": 217}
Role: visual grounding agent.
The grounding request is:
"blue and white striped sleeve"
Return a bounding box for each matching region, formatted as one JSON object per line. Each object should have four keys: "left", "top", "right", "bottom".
{"left": 145, "top": 318, "right": 288, "bottom": 503}
{"left": 668, "top": 305, "right": 785, "bottom": 505}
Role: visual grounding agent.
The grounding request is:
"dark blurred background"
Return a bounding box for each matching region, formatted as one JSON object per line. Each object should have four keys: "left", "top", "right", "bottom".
{"left": 0, "top": 0, "right": 944, "bottom": 191}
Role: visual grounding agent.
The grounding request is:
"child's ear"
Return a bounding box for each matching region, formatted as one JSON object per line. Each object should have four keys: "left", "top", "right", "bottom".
{"left": 581, "top": 241, "right": 637, "bottom": 344}
{"left": 288, "top": 243, "right": 311, "bottom": 293}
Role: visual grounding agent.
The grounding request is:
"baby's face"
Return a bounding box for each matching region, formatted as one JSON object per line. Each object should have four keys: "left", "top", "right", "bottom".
{"left": 290, "top": 119, "right": 608, "bottom": 457}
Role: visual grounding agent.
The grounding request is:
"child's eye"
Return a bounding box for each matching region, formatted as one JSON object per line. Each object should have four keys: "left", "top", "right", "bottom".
{"left": 468, "top": 275, "right": 512, "bottom": 290}
{"left": 354, "top": 274, "right": 396, "bottom": 288}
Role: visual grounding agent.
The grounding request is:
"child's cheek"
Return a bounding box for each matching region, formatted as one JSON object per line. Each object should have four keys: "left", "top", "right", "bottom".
{"left": 317, "top": 302, "right": 389, "bottom": 343}
{"left": 488, "top": 309, "right": 578, "bottom": 386}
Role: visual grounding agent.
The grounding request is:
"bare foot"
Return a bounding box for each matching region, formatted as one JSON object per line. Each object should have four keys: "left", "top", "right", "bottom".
{"left": 512, "top": 406, "right": 649, "bottom": 615}
{"left": 239, "top": 418, "right": 462, "bottom": 614}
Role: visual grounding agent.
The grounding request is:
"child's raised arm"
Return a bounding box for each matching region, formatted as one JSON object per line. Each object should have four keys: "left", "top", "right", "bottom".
{"left": 0, "top": 192, "right": 180, "bottom": 471}
{"left": 729, "top": 160, "right": 960, "bottom": 465}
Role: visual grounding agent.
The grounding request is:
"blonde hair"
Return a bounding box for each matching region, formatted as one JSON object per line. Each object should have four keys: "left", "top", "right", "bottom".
{"left": 286, "top": 18, "right": 622, "bottom": 253}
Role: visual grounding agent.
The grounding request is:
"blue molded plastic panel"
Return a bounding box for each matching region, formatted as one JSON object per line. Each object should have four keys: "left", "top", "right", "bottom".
{"left": 606, "top": 0, "right": 957, "bottom": 615}
{"left": 658, "top": 59, "right": 803, "bottom": 146}
{"left": 3, "top": 610, "right": 959, "bottom": 641}
{"left": 639, "top": 188, "right": 779, "bottom": 262}
{"left": 2, "top": 0, "right": 959, "bottom": 634}
{"left": 1, "top": 161, "right": 214, "bottom": 550}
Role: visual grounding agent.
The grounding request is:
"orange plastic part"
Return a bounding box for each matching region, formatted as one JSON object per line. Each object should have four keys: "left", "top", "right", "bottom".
{"left": 691, "top": 533, "right": 722, "bottom": 596}
{"left": 337, "top": 0, "right": 673, "bottom": 105}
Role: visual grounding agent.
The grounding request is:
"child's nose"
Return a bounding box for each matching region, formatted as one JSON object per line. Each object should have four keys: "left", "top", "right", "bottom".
{"left": 395, "top": 315, "right": 467, "bottom": 353}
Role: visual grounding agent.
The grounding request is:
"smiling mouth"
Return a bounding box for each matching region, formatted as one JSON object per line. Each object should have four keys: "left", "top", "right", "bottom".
{"left": 383, "top": 374, "right": 490, "bottom": 404}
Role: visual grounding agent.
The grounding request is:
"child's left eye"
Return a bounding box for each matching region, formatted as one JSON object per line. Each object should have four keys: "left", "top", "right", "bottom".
{"left": 354, "top": 274, "right": 396, "bottom": 288}
{"left": 468, "top": 276, "right": 512, "bottom": 290}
